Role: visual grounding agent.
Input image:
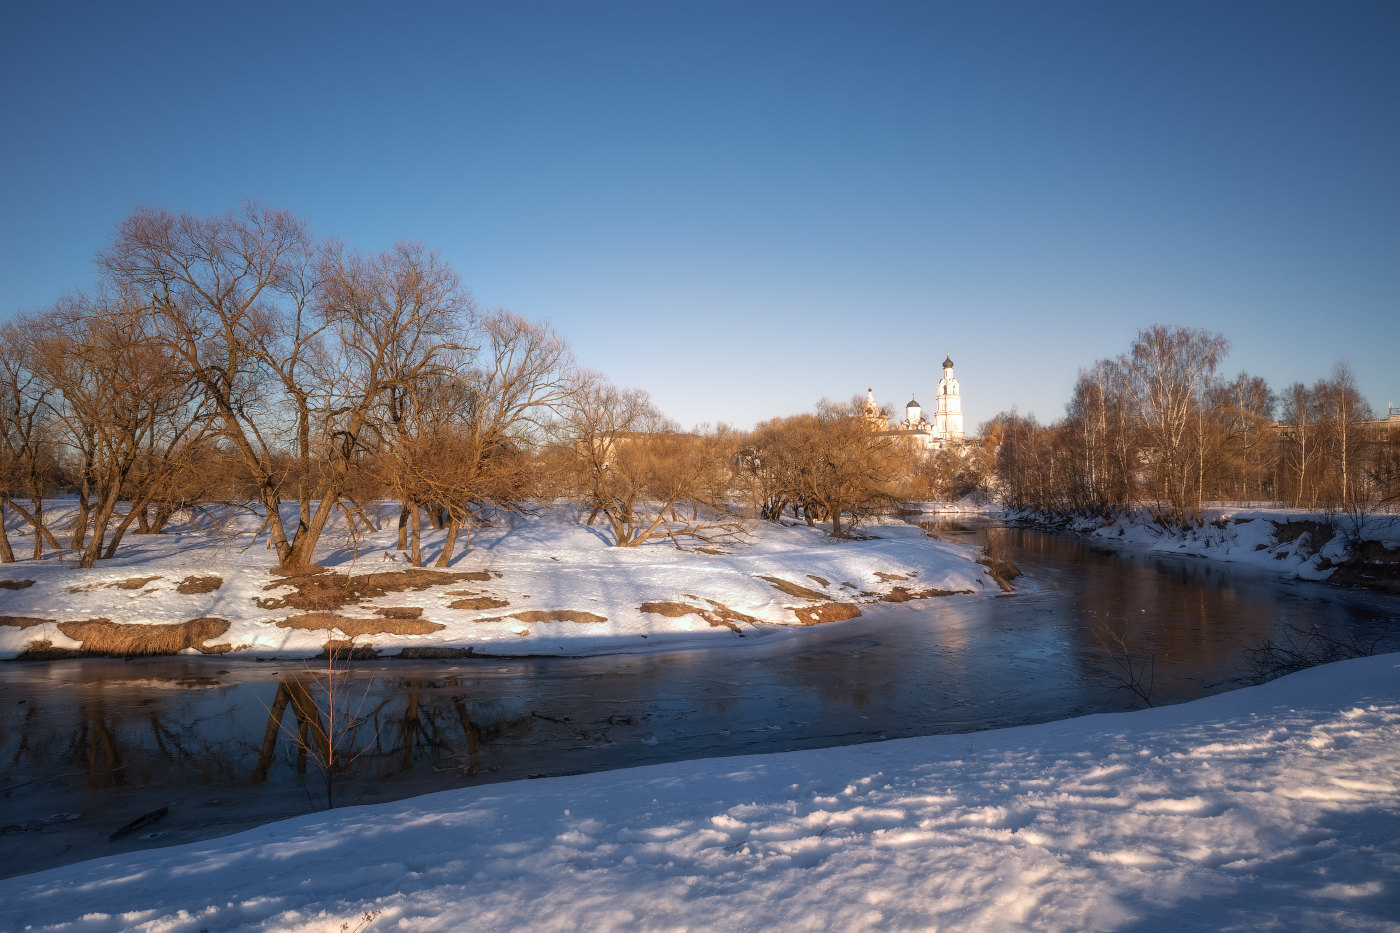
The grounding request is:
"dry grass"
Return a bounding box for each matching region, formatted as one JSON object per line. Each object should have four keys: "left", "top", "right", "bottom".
{"left": 373, "top": 606, "right": 423, "bottom": 619}
{"left": 257, "top": 569, "right": 490, "bottom": 611}
{"left": 317, "top": 639, "right": 381, "bottom": 660}
{"left": 54, "top": 617, "right": 232, "bottom": 655}
{"left": 874, "top": 571, "right": 911, "bottom": 582}
{"left": 449, "top": 596, "right": 511, "bottom": 611}
{"left": 176, "top": 574, "right": 224, "bottom": 594}
{"left": 793, "top": 602, "right": 862, "bottom": 625}
{"left": 68, "top": 576, "right": 163, "bottom": 594}
{"left": 806, "top": 574, "right": 831, "bottom": 587}
{"left": 639, "top": 600, "right": 757, "bottom": 633}
{"left": 507, "top": 609, "right": 606, "bottom": 624}
{"left": 397, "top": 646, "right": 478, "bottom": 659}
{"left": 879, "top": 586, "right": 971, "bottom": 602}
{"left": 0, "top": 579, "right": 35, "bottom": 590}
{"left": 0, "top": 615, "right": 55, "bottom": 629}
{"left": 276, "top": 612, "right": 447, "bottom": 637}
{"left": 756, "top": 575, "right": 826, "bottom": 601}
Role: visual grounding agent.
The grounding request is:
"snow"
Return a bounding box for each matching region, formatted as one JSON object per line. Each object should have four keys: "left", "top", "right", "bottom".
{"left": 0, "top": 501, "right": 997, "bottom": 660}
{"left": 5, "top": 653, "right": 1399, "bottom": 931}
{"left": 1013, "top": 507, "right": 1400, "bottom": 583}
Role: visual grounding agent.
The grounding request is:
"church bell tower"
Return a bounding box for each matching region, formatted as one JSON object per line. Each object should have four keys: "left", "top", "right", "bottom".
{"left": 934, "top": 354, "right": 964, "bottom": 441}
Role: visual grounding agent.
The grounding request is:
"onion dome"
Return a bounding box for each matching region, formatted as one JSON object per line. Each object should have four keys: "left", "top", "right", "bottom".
{"left": 942, "top": 355, "right": 954, "bottom": 370}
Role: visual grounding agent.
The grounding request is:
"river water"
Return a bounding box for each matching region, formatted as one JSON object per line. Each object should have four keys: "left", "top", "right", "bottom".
{"left": 3, "top": 518, "right": 1396, "bottom": 879}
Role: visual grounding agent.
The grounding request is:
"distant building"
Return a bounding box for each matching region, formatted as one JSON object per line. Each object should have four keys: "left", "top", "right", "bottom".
{"left": 868, "top": 354, "right": 967, "bottom": 452}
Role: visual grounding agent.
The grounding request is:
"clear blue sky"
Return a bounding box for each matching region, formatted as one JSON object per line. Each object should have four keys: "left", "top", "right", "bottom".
{"left": 3, "top": 2, "right": 1396, "bottom": 430}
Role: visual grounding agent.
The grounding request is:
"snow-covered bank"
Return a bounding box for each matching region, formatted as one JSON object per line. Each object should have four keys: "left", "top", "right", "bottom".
{"left": 6, "top": 654, "right": 1399, "bottom": 932}
{"left": 0, "top": 504, "right": 997, "bottom": 660}
{"left": 1008, "top": 507, "right": 1400, "bottom": 590}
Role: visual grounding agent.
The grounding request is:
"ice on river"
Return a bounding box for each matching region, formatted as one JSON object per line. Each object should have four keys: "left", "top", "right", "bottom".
{"left": 5, "top": 653, "right": 1399, "bottom": 931}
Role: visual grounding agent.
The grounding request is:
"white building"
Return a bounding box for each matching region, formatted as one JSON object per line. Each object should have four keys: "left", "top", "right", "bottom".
{"left": 882, "top": 354, "right": 966, "bottom": 452}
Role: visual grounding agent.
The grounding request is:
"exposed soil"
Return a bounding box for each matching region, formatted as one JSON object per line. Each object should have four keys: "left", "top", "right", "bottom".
{"left": 0, "top": 580, "right": 35, "bottom": 590}
{"left": 450, "top": 597, "right": 511, "bottom": 611}
{"left": 1273, "top": 520, "right": 1336, "bottom": 551}
{"left": 793, "top": 602, "right": 862, "bottom": 625}
{"left": 0, "top": 616, "right": 55, "bottom": 629}
{"left": 880, "top": 586, "right": 973, "bottom": 602}
{"left": 1330, "top": 540, "right": 1400, "bottom": 596}
{"left": 257, "top": 569, "right": 487, "bottom": 612}
{"left": 45, "top": 617, "right": 232, "bottom": 657}
{"left": 176, "top": 575, "right": 224, "bottom": 595}
{"left": 693, "top": 547, "right": 727, "bottom": 555}
{"left": 507, "top": 609, "right": 607, "bottom": 625}
{"left": 756, "top": 576, "right": 826, "bottom": 601}
{"left": 639, "top": 600, "right": 757, "bottom": 634}
{"left": 874, "top": 572, "right": 911, "bottom": 582}
{"left": 275, "top": 612, "right": 447, "bottom": 637}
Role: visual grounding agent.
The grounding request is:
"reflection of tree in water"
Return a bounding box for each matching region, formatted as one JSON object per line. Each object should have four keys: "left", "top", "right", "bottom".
{"left": 248, "top": 676, "right": 533, "bottom": 787}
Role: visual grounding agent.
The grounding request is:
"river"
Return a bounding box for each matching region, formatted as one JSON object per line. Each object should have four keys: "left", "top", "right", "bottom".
{"left": 2, "top": 517, "right": 1395, "bottom": 879}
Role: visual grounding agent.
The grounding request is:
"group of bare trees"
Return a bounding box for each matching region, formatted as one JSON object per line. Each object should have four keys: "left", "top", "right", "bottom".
{"left": 988, "top": 325, "right": 1397, "bottom": 526}
{"left": 0, "top": 202, "right": 582, "bottom": 569}
{"left": 2, "top": 202, "right": 930, "bottom": 568}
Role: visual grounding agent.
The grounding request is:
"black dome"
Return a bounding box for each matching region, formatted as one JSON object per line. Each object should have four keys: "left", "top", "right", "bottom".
{"left": 907, "top": 398, "right": 921, "bottom": 408}
{"left": 942, "top": 356, "right": 954, "bottom": 369}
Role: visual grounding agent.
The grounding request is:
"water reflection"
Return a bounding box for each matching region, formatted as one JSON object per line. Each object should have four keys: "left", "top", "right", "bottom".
{"left": 3, "top": 517, "right": 1396, "bottom": 879}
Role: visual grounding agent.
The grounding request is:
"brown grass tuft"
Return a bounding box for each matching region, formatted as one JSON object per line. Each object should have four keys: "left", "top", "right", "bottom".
{"left": 397, "top": 646, "right": 477, "bottom": 659}
{"left": 793, "top": 602, "right": 861, "bottom": 625}
{"left": 0, "top": 579, "right": 35, "bottom": 590}
{"left": 276, "top": 612, "right": 446, "bottom": 637}
{"left": 258, "top": 569, "right": 489, "bottom": 611}
{"left": 639, "top": 600, "right": 756, "bottom": 633}
{"left": 508, "top": 609, "right": 606, "bottom": 624}
{"left": 55, "top": 617, "right": 231, "bottom": 656}
{"left": 374, "top": 606, "right": 423, "bottom": 619}
{"left": 874, "top": 572, "right": 911, "bottom": 582}
{"left": 176, "top": 575, "right": 224, "bottom": 594}
{"left": 757, "top": 576, "right": 826, "bottom": 600}
{"left": 0, "top": 615, "right": 56, "bottom": 629}
{"left": 318, "top": 639, "right": 381, "bottom": 660}
{"left": 806, "top": 574, "right": 831, "bottom": 587}
{"left": 450, "top": 597, "right": 510, "bottom": 611}
{"left": 879, "top": 586, "right": 971, "bottom": 602}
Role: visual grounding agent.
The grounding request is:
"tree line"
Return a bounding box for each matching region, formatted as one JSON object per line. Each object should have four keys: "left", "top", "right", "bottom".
{"left": 983, "top": 325, "right": 1399, "bottom": 526}
{"left": 1, "top": 202, "right": 941, "bottom": 570}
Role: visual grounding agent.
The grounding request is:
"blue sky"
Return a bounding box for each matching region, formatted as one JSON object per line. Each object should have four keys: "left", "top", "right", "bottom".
{"left": 2, "top": 2, "right": 1396, "bottom": 430}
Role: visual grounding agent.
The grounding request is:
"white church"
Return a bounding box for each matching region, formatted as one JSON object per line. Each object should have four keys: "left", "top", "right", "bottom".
{"left": 863, "top": 354, "right": 966, "bottom": 452}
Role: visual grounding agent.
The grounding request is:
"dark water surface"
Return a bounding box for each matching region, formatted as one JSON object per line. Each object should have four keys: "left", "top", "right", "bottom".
{"left": 3, "top": 518, "right": 1396, "bottom": 879}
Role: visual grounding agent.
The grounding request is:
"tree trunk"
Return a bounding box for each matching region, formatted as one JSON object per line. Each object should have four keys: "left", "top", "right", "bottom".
{"left": 435, "top": 519, "right": 461, "bottom": 568}
{"left": 0, "top": 502, "right": 14, "bottom": 563}
{"left": 397, "top": 504, "right": 409, "bottom": 550}
{"left": 409, "top": 504, "right": 422, "bottom": 567}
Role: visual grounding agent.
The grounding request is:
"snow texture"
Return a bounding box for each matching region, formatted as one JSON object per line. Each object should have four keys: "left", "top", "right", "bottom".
{"left": 4, "top": 654, "right": 1399, "bottom": 932}
{"left": 0, "top": 501, "right": 995, "bottom": 659}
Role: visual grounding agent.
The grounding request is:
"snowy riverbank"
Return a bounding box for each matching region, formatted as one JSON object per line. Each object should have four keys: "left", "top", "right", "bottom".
{"left": 0, "top": 503, "right": 998, "bottom": 660}
{"left": 5, "top": 653, "right": 1398, "bottom": 931}
{"left": 1006, "top": 507, "right": 1400, "bottom": 592}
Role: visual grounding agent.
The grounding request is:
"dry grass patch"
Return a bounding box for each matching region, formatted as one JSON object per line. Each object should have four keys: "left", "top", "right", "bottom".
{"left": 508, "top": 609, "right": 606, "bottom": 624}
{"left": 176, "top": 575, "right": 224, "bottom": 594}
{"left": 807, "top": 574, "right": 831, "bottom": 587}
{"left": 0, "top": 615, "right": 55, "bottom": 629}
{"left": 68, "top": 576, "right": 163, "bottom": 594}
{"left": 879, "top": 586, "right": 972, "bottom": 602}
{"left": 793, "top": 602, "right": 861, "bottom": 625}
{"left": 874, "top": 572, "right": 911, "bottom": 582}
{"left": 257, "top": 569, "right": 488, "bottom": 611}
{"left": 55, "top": 617, "right": 231, "bottom": 655}
{"left": 397, "top": 646, "right": 478, "bottom": 659}
{"left": 374, "top": 606, "right": 423, "bottom": 619}
{"left": 318, "top": 639, "right": 381, "bottom": 660}
{"left": 450, "top": 596, "right": 510, "bottom": 611}
{"left": 639, "top": 600, "right": 757, "bottom": 633}
{"left": 276, "top": 612, "right": 446, "bottom": 637}
{"left": 0, "top": 579, "right": 35, "bottom": 591}
{"left": 757, "top": 576, "right": 826, "bottom": 601}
